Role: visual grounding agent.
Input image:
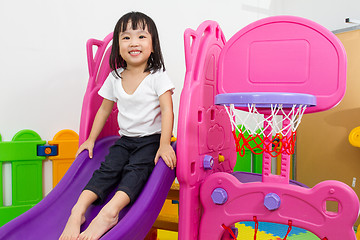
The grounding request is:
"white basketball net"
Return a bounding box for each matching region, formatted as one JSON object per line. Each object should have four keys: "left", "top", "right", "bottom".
{"left": 224, "top": 103, "right": 308, "bottom": 157}
{"left": 224, "top": 103, "right": 307, "bottom": 138}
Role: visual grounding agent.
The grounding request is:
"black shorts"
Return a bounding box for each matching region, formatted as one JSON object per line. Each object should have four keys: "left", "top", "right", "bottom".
{"left": 84, "top": 134, "right": 160, "bottom": 204}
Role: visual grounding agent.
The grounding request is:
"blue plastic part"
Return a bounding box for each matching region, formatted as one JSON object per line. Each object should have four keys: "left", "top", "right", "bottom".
{"left": 37, "top": 145, "right": 58, "bottom": 157}
{"left": 240, "top": 221, "right": 308, "bottom": 237}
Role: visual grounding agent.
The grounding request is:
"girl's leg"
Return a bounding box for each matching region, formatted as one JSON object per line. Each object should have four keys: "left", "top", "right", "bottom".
{"left": 79, "top": 191, "right": 130, "bottom": 240}
{"left": 78, "top": 135, "right": 159, "bottom": 240}
{"left": 83, "top": 138, "right": 130, "bottom": 205}
{"left": 59, "top": 190, "right": 98, "bottom": 240}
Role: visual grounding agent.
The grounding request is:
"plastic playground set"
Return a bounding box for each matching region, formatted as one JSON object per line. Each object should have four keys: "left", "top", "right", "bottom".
{"left": 0, "top": 16, "right": 359, "bottom": 240}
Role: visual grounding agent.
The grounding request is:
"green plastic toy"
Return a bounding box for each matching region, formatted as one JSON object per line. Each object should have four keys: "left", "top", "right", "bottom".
{"left": 0, "top": 130, "right": 46, "bottom": 226}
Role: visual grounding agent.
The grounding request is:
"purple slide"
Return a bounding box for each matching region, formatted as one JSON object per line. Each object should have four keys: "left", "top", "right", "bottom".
{"left": 0, "top": 136, "right": 176, "bottom": 240}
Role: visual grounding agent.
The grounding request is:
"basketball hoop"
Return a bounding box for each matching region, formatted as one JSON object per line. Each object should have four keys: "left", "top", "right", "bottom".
{"left": 215, "top": 92, "right": 316, "bottom": 157}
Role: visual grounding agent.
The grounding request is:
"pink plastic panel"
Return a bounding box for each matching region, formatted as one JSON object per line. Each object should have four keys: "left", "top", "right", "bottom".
{"left": 177, "top": 21, "right": 236, "bottom": 240}
{"left": 199, "top": 173, "right": 359, "bottom": 240}
{"left": 217, "top": 16, "right": 347, "bottom": 113}
{"left": 79, "top": 33, "right": 119, "bottom": 145}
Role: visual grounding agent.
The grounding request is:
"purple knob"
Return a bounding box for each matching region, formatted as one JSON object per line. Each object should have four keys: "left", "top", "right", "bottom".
{"left": 203, "top": 155, "right": 214, "bottom": 170}
{"left": 211, "top": 188, "right": 228, "bottom": 205}
{"left": 264, "top": 193, "right": 281, "bottom": 210}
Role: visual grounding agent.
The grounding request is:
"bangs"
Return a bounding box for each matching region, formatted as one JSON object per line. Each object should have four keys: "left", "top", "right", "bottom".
{"left": 120, "top": 14, "right": 149, "bottom": 33}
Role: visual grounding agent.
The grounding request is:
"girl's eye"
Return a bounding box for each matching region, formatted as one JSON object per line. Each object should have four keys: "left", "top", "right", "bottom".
{"left": 139, "top": 35, "right": 146, "bottom": 39}
{"left": 122, "top": 36, "right": 130, "bottom": 40}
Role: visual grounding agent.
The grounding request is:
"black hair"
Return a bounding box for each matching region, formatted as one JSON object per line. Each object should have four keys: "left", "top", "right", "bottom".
{"left": 109, "top": 11, "right": 165, "bottom": 78}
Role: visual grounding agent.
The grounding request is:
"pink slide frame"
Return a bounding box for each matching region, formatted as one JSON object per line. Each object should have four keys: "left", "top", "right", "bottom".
{"left": 79, "top": 32, "right": 119, "bottom": 145}
{"left": 177, "top": 16, "right": 359, "bottom": 240}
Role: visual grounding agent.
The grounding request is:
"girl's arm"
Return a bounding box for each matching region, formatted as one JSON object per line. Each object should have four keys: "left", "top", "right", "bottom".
{"left": 76, "top": 98, "right": 115, "bottom": 158}
{"left": 154, "top": 90, "right": 177, "bottom": 170}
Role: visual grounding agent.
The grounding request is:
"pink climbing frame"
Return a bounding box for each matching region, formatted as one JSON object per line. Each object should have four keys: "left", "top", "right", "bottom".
{"left": 176, "top": 16, "right": 359, "bottom": 240}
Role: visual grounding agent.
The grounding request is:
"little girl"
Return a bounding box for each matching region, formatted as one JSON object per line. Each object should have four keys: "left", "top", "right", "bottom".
{"left": 59, "top": 11, "right": 176, "bottom": 240}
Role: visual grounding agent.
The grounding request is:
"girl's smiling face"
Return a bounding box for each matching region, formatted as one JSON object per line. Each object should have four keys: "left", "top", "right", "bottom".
{"left": 119, "top": 22, "right": 153, "bottom": 71}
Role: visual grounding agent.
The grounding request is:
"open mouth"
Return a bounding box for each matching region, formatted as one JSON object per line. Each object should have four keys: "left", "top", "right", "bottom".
{"left": 129, "top": 50, "right": 141, "bottom": 56}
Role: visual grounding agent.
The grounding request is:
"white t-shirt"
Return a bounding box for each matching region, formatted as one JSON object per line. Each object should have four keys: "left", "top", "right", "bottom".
{"left": 98, "top": 68, "right": 175, "bottom": 137}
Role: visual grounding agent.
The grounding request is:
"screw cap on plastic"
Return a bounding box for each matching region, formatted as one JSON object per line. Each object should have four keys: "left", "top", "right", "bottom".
{"left": 264, "top": 193, "right": 281, "bottom": 210}
{"left": 203, "top": 155, "right": 214, "bottom": 170}
{"left": 211, "top": 188, "right": 228, "bottom": 205}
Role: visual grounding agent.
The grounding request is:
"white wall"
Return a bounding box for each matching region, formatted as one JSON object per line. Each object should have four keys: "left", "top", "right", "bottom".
{"left": 1, "top": 0, "right": 358, "bottom": 142}
{"left": 1, "top": 0, "right": 359, "bottom": 197}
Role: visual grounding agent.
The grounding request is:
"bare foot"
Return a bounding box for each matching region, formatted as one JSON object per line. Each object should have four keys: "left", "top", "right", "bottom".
{"left": 78, "top": 207, "right": 118, "bottom": 240}
{"left": 59, "top": 211, "right": 86, "bottom": 240}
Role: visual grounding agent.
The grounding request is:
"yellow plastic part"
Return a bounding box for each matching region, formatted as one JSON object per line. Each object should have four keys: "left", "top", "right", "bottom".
{"left": 152, "top": 182, "right": 179, "bottom": 235}
{"left": 157, "top": 229, "right": 178, "bottom": 240}
{"left": 357, "top": 223, "right": 360, "bottom": 239}
{"left": 49, "top": 130, "right": 79, "bottom": 187}
{"left": 349, "top": 126, "right": 360, "bottom": 147}
{"left": 218, "top": 154, "right": 225, "bottom": 163}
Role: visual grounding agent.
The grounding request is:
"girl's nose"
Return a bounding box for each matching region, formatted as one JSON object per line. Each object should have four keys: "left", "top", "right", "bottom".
{"left": 130, "top": 40, "right": 139, "bottom": 47}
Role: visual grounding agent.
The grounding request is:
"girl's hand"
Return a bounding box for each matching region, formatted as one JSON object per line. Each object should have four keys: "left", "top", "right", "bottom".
{"left": 154, "top": 144, "right": 176, "bottom": 170}
{"left": 76, "top": 139, "right": 95, "bottom": 159}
